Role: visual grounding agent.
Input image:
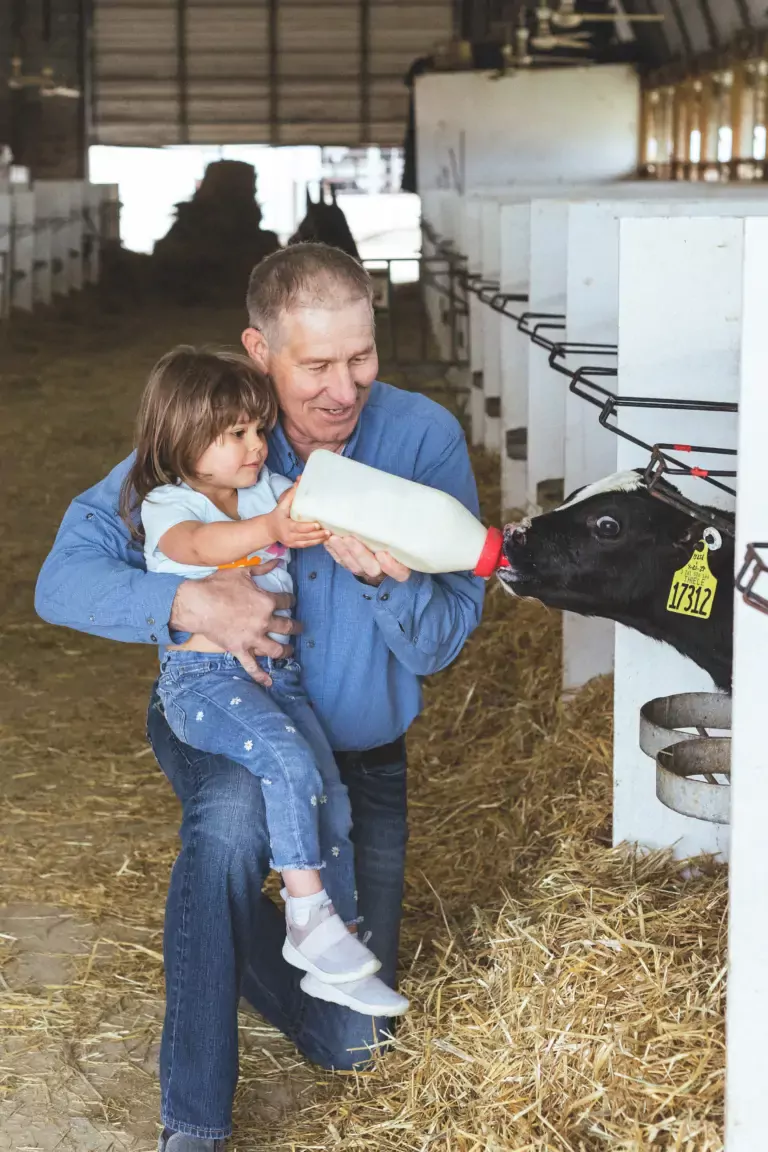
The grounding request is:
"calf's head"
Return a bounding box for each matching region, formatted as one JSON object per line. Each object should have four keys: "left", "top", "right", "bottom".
{"left": 499, "top": 471, "right": 732, "bottom": 623}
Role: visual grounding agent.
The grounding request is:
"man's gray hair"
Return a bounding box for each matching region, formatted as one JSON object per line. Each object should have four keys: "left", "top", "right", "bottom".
{"left": 246, "top": 243, "right": 374, "bottom": 339}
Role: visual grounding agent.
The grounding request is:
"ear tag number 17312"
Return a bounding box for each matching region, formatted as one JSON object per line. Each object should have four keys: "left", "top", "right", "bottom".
{"left": 666, "top": 541, "right": 717, "bottom": 620}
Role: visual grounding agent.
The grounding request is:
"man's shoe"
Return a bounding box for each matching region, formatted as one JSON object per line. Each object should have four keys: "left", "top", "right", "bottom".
{"left": 158, "top": 1131, "right": 227, "bottom": 1151}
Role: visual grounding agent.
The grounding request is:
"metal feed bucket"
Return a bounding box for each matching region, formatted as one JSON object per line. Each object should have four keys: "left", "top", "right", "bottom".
{"left": 656, "top": 737, "right": 731, "bottom": 824}
{"left": 639, "top": 692, "right": 731, "bottom": 824}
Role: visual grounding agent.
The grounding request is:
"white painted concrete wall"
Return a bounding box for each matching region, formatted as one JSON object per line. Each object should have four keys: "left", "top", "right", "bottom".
{"left": 415, "top": 66, "right": 640, "bottom": 194}
{"left": 726, "top": 216, "right": 768, "bottom": 1152}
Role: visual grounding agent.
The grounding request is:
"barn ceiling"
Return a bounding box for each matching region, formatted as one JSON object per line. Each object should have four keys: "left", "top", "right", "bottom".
{"left": 91, "top": 0, "right": 454, "bottom": 148}
{"left": 621, "top": 0, "right": 765, "bottom": 67}
{"left": 459, "top": 1, "right": 768, "bottom": 71}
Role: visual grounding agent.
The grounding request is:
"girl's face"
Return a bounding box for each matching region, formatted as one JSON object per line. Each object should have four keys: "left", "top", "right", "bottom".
{"left": 195, "top": 418, "right": 268, "bottom": 489}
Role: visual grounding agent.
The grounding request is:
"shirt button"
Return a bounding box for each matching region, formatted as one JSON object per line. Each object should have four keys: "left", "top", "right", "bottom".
{"left": 380, "top": 593, "right": 390, "bottom": 602}
{"left": 362, "top": 593, "right": 372, "bottom": 600}
{"left": 89, "top": 614, "right": 95, "bottom": 622}
{"left": 150, "top": 634, "right": 158, "bottom": 642}
{"left": 308, "top": 572, "right": 317, "bottom": 580}
{"left": 85, "top": 512, "right": 94, "bottom": 520}
{"left": 306, "top": 639, "right": 315, "bottom": 648}
{"left": 146, "top": 616, "right": 155, "bottom": 625}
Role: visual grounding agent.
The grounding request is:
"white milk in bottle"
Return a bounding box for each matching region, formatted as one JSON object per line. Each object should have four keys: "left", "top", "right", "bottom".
{"left": 290, "top": 449, "right": 509, "bottom": 577}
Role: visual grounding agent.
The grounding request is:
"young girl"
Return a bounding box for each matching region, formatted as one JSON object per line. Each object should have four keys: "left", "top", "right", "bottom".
{"left": 120, "top": 346, "right": 408, "bottom": 1018}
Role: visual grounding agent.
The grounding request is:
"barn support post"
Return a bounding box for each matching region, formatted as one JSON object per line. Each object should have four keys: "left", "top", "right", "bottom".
{"left": 725, "top": 215, "right": 768, "bottom": 1152}
{"left": 612, "top": 214, "right": 741, "bottom": 857}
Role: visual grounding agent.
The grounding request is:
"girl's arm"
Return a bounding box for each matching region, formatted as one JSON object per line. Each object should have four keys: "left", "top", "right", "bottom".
{"left": 159, "top": 486, "right": 329, "bottom": 567}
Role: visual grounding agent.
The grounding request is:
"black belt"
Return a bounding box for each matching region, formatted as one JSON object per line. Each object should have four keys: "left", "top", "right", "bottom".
{"left": 334, "top": 736, "right": 406, "bottom": 770}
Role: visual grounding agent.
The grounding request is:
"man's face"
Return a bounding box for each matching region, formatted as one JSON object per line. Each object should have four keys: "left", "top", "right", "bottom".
{"left": 243, "top": 297, "right": 378, "bottom": 450}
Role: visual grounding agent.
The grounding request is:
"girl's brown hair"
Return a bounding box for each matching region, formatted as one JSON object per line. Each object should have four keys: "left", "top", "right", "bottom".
{"left": 120, "top": 346, "right": 278, "bottom": 541}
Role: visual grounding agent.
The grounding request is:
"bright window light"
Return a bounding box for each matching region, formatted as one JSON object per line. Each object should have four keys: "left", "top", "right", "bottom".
{"left": 689, "top": 130, "right": 702, "bottom": 163}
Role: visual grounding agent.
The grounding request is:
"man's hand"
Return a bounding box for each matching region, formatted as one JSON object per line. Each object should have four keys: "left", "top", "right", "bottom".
{"left": 324, "top": 535, "right": 411, "bottom": 586}
{"left": 169, "top": 563, "right": 300, "bottom": 685}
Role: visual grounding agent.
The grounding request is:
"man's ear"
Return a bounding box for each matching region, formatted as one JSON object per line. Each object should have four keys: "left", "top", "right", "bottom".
{"left": 242, "top": 327, "right": 269, "bottom": 373}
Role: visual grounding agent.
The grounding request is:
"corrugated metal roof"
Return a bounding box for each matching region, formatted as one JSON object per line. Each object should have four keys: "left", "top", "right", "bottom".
{"left": 92, "top": 0, "right": 453, "bottom": 147}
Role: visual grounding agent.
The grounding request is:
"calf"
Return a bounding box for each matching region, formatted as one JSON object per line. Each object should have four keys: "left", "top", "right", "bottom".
{"left": 499, "top": 470, "right": 734, "bottom": 692}
{"left": 289, "top": 187, "right": 361, "bottom": 261}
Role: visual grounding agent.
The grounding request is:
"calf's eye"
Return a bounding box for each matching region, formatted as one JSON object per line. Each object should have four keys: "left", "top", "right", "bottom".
{"left": 594, "top": 515, "right": 621, "bottom": 539}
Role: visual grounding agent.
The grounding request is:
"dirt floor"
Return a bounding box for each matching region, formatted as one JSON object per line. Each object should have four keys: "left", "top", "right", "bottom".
{"left": 0, "top": 291, "right": 727, "bottom": 1152}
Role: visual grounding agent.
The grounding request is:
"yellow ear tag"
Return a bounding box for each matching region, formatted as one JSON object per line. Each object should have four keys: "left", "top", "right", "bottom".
{"left": 666, "top": 541, "right": 717, "bottom": 619}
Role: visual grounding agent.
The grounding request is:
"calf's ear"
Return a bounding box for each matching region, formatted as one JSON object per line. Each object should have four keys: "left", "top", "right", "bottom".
{"left": 674, "top": 518, "right": 708, "bottom": 552}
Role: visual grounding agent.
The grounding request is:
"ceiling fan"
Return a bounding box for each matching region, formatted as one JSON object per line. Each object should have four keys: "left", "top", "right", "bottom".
{"left": 552, "top": 0, "right": 665, "bottom": 30}
{"left": 7, "top": 58, "right": 81, "bottom": 99}
{"left": 491, "top": 8, "right": 595, "bottom": 74}
{"left": 531, "top": 5, "right": 593, "bottom": 51}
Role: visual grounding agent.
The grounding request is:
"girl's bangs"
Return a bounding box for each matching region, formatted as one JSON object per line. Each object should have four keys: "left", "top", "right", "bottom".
{"left": 210, "top": 371, "right": 276, "bottom": 435}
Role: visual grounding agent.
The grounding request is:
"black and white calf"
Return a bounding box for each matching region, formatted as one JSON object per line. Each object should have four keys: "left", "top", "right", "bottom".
{"left": 499, "top": 471, "right": 734, "bottom": 692}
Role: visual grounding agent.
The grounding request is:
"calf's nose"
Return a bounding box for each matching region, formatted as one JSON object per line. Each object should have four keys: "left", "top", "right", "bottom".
{"left": 504, "top": 525, "right": 527, "bottom": 547}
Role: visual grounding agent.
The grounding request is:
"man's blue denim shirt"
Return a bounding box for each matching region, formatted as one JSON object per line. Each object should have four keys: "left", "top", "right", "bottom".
{"left": 35, "top": 381, "right": 485, "bottom": 752}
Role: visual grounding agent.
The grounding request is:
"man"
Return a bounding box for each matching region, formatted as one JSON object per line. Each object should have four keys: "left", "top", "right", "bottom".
{"left": 35, "top": 244, "right": 484, "bottom": 1150}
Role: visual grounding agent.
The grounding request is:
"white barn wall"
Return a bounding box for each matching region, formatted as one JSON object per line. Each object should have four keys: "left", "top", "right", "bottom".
{"left": 414, "top": 66, "right": 640, "bottom": 194}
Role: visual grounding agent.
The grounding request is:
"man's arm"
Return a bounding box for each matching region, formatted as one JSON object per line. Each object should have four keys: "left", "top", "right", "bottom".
{"left": 35, "top": 457, "right": 300, "bottom": 683}
{"left": 35, "top": 457, "right": 184, "bottom": 645}
{"left": 327, "top": 427, "right": 485, "bottom": 676}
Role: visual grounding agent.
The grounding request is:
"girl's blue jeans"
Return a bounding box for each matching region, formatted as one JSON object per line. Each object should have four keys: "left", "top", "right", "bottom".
{"left": 156, "top": 649, "right": 356, "bottom": 924}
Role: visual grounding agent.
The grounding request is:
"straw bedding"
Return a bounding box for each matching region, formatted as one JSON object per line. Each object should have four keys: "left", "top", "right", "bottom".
{"left": 0, "top": 298, "right": 727, "bottom": 1150}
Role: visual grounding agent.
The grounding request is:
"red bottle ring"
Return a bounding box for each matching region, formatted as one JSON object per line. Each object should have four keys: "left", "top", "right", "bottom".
{"left": 474, "top": 526, "right": 509, "bottom": 577}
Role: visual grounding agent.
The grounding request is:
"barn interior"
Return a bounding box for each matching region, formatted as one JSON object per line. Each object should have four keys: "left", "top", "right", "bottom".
{"left": 1, "top": 2, "right": 766, "bottom": 1151}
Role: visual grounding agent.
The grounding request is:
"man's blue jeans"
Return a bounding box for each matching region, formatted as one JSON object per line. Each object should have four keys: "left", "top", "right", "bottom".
{"left": 146, "top": 681, "right": 409, "bottom": 1141}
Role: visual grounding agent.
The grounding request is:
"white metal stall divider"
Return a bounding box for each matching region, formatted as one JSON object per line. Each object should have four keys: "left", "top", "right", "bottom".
{"left": 525, "top": 199, "right": 569, "bottom": 511}
{"left": 499, "top": 201, "right": 535, "bottom": 516}
{"left": 0, "top": 193, "right": 11, "bottom": 320}
{"left": 65, "top": 180, "right": 85, "bottom": 294}
{"left": 613, "top": 215, "right": 740, "bottom": 858}
{"left": 725, "top": 215, "right": 768, "bottom": 1152}
{"left": 479, "top": 199, "right": 502, "bottom": 455}
{"left": 461, "top": 199, "right": 486, "bottom": 449}
{"left": 46, "top": 182, "right": 72, "bottom": 297}
{"left": 560, "top": 194, "right": 768, "bottom": 694}
{"left": 11, "top": 190, "right": 35, "bottom": 313}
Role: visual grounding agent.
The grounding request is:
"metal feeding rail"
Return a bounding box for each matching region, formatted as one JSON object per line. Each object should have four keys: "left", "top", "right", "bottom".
{"left": 420, "top": 224, "right": 738, "bottom": 534}
{"left": 735, "top": 544, "right": 768, "bottom": 615}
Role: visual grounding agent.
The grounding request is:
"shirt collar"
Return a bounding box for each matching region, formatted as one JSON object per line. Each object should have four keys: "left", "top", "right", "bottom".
{"left": 267, "top": 384, "right": 375, "bottom": 475}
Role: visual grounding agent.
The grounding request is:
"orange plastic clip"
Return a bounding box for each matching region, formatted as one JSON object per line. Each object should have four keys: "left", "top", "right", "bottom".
{"left": 217, "top": 555, "right": 263, "bottom": 571}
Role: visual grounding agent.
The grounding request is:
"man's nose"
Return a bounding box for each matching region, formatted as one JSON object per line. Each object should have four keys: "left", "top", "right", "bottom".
{"left": 325, "top": 364, "right": 359, "bottom": 407}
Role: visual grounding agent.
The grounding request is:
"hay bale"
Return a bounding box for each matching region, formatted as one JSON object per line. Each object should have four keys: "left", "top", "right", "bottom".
{"left": 151, "top": 160, "right": 281, "bottom": 306}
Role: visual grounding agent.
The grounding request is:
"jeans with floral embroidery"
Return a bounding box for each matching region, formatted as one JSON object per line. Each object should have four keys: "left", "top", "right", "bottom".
{"left": 157, "top": 649, "right": 356, "bottom": 924}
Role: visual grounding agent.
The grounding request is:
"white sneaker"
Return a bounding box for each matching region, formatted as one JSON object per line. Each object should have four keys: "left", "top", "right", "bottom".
{"left": 282, "top": 893, "right": 381, "bottom": 984}
{"left": 300, "top": 971, "right": 410, "bottom": 1016}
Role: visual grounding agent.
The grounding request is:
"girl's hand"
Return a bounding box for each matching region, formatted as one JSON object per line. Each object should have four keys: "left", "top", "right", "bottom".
{"left": 270, "top": 485, "right": 330, "bottom": 549}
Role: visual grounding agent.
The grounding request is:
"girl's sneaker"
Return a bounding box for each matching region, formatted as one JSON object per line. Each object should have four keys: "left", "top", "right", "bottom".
{"left": 299, "top": 971, "right": 409, "bottom": 1016}
{"left": 282, "top": 892, "right": 381, "bottom": 984}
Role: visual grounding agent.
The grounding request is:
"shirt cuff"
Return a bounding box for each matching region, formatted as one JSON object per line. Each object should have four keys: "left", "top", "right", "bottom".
{"left": 356, "top": 570, "right": 427, "bottom": 617}
{"left": 137, "top": 573, "right": 186, "bottom": 646}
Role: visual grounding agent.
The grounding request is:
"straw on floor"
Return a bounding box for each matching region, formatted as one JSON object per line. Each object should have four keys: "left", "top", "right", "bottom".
{"left": 0, "top": 303, "right": 728, "bottom": 1151}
